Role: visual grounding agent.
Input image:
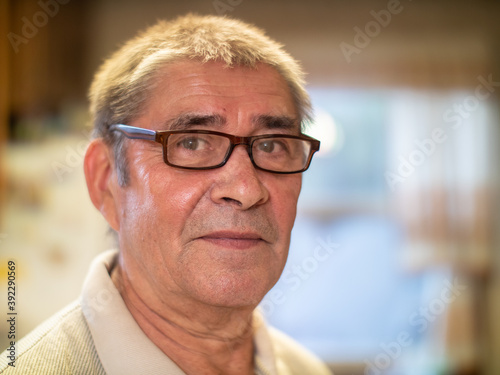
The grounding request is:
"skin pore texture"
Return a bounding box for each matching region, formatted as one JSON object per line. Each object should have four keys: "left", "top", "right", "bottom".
{"left": 84, "top": 60, "right": 303, "bottom": 375}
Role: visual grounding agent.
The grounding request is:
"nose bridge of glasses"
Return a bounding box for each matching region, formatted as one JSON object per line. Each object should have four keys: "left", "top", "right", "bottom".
{"left": 225, "top": 136, "right": 255, "bottom": 165}
{"left": 227, "top": 135, "right": 252, "bottom": 150}
{"left": 228, "top": 134, "right": 251, "bottom": 146}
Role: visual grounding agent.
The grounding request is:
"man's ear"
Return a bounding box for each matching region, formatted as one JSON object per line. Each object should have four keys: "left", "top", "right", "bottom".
{"left": 84, "top": 139, "right": 121, "bottom": 231}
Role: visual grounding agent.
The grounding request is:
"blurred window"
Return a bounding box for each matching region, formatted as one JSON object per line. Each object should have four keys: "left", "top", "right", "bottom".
{"left": 261, "top": 87, "right": 497, "bottom": 374}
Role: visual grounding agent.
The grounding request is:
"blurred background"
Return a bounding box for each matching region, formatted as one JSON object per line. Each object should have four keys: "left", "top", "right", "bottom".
{"left": 1, "top": 0, "right": 499, "bottom": 374}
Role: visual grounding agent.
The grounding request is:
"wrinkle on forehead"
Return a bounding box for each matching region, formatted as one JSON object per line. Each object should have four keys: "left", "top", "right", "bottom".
{"left": 142, "top": 61, "right": 298, "bottom": 125}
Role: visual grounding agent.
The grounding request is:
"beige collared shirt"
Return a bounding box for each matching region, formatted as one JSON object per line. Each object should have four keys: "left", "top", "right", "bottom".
{"left": 81, "top": 250, "right": 332, "bottom": 375}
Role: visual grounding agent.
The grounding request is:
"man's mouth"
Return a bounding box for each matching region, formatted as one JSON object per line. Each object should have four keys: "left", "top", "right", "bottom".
{"left": 198, "top": 231, "right": 265, "bottom": 250}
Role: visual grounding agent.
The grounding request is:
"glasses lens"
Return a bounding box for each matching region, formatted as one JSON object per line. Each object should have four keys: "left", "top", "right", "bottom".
{"left": 166, "top": 133, "right": 230, "bottom": 168}
{"left": 252, "top": 137, "right": 312, "bottom": 172}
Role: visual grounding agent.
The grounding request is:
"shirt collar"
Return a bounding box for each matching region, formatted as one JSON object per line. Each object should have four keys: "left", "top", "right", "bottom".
{"left": 81, "top": 250, "right": 278, "bottom": 375}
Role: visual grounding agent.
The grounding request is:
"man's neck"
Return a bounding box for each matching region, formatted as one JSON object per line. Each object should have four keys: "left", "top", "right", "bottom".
{"left": 111, "top": 264, "right": 256, "bottom": 375}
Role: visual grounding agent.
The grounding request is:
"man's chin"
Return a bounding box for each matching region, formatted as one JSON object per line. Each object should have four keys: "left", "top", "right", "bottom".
{"left": 187, "top": 272, "right": 275, "bottom": 310}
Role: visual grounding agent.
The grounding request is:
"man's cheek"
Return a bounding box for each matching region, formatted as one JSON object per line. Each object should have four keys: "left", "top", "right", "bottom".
{"left": 275, "top": 182, "right": 301, "bottom": 216}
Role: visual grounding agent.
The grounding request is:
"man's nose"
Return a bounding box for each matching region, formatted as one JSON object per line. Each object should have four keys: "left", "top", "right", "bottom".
{"left": 209, "top": 145, "right": 269, "bottom": 210}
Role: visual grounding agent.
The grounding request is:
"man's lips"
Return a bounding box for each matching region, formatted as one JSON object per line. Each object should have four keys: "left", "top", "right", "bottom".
{"left": 197, "top": 231, "right": 266, "bottom": 250}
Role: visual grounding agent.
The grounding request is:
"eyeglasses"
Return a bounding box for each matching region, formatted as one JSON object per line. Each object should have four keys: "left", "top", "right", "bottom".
{"left": 110, "top": 124, "right": 320, "bottom": 174}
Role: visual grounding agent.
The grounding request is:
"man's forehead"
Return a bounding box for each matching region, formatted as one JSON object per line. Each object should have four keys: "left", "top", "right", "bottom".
{"left": 144, "top": 60, "right": 300, "bottom": 132}
{"left": 154, "top": 60, "right": 294, "bottom": 99}
{"left": 159, "top": 59, "right": 281, "bottom": 78}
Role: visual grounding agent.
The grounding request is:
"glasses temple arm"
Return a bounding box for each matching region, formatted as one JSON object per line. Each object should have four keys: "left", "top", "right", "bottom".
{"left": 110, "top": 124, "right": 156, "bottom": 141}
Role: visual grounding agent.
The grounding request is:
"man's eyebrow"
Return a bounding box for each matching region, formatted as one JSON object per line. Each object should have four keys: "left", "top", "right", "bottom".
{"left": 252, "top": 115, "right": 299, "bottom": 132}
{"left": 166, "top": 114, "right": 226, "bottom": 130}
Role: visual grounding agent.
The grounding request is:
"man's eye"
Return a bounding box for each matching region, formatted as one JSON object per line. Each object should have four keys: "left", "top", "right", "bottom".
{"left": 178, "top": 137, "right": 205, "bottom": 151}
{"left": 257, "top": 140, "right": 285, "bottom": 153}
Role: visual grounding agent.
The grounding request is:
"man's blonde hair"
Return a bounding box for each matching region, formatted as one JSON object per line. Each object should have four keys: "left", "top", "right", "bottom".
{"left": 89, "top": 14, "right": 311, "bottom": 184}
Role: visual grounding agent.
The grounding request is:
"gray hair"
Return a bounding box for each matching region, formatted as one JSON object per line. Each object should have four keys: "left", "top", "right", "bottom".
{"left": 89, "top": 14, "right": 311, "bottom": 185}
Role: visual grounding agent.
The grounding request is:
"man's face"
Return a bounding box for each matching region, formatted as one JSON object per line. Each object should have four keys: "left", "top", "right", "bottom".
{"left": 114, "top": 60, "right": 302, "bottom": 309}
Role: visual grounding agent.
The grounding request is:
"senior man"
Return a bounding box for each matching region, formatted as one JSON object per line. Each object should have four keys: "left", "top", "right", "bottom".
{"left": 1, "top": 14, "right": 330, "bottom": 375}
